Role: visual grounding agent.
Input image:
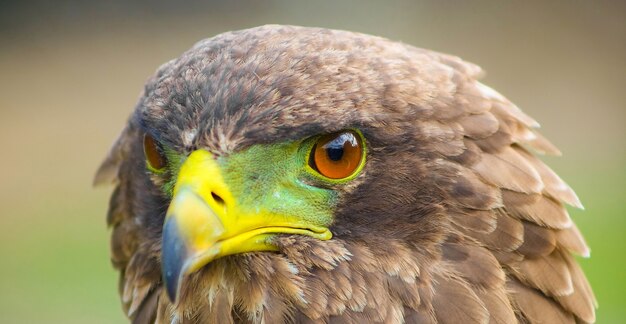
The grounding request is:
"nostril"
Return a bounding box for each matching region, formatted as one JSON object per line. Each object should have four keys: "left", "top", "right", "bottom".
{"left": 211, "top": 192, "right": 225, "bottom": 206}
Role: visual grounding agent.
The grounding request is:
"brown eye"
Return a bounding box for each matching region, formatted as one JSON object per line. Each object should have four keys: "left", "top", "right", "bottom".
{"left": 144, "top": 134, "right": 167, "bottom": 171}
{"left": 310, "top": 131, "right": 364, "bottom": 179}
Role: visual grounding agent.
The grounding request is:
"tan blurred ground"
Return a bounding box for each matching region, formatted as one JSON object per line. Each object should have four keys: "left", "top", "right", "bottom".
{"left": 0, "top": 1, "right": 624, "bottom": 322}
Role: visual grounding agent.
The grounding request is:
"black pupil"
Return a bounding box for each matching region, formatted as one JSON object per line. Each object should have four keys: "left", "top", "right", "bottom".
{"left": 326, "top": 144, "right": 344, "bottom": 161}
{"left": 323, "top": 133, "right": 356, "bottom": 162}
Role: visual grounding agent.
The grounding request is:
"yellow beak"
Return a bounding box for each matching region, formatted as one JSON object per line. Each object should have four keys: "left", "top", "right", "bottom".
{"left": 161, "top": 150, "right": 331, "bottom": 302}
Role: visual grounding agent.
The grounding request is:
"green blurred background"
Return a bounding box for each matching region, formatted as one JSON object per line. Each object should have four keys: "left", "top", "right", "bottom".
{"left": 0, "top": 1, "right": 624, "bottom": 322}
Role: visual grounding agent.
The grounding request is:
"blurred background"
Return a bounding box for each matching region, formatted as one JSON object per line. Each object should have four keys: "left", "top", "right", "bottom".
{"left": 0, "top": 0, "right": 624, "bottom": 322}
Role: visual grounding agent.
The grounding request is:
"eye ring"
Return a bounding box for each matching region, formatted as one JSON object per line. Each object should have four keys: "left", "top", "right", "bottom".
{"left": 143, "top": 134, "right": 167, "bottom": 172}
{"left": 308, "top": 130, "right": 365, "bottom": 180}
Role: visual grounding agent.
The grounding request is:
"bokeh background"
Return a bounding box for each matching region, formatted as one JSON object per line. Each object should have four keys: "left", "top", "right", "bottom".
{"left": 1, "top": 1, "right": 624, "bottom": 322}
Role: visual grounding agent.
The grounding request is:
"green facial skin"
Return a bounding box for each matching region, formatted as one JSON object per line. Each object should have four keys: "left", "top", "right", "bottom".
{"left": 219, "top": 139, "right": 339, "bottom": 232}
{"left": 151, "top": 130, "right": 367, "bottom": 243}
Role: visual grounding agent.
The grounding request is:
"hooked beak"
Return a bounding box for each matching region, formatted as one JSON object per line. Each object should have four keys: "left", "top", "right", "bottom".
{"left": 161, "top": 150, "right": 331, "bottom": 303}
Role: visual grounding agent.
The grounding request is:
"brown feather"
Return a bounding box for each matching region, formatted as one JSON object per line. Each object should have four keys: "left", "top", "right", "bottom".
{"left": 154, "top": 295, "right": 170, "bottom": 324}
{"left": 206, "top": 289, "right": 235, "bottom": 324}
{"left": 473, "top": 127, "right": 514, "bottom": 153}
{"left": 556, "top": 225, "right": 591, "bottom": 257}
{"left": 132, "top": 288, "right": 159, "bottom": 324}
{"left": 508, "top": 279, "right": 575, "bottom": 324}
{"left": 472, "top": 147, "right": 544, "bottom": 194}
{"left": 516, "top": 146, "right": 583, "bottom": 208}
{"left": 402, "top": 306, "right": 437, "bottom": 324}
{"left": 475, "top": 288, "right": 517, "bottom": 324}
{"left": 511, "top": 249, "right": 574, "bottom": 297}
{"left": 468, "top": 210, "right": 524, "bottom": 252}
{"left": 458, "top": 112, "right": 499, "bottom": 139}
{"left": 431, "top": 274, "right": 489, "bottom": 324}
{"left": 516, "top": 221, "right": 557, "bottom": 258}
{"left": 453, "top": 79, "right": 492, "bottom": 114}
{"left": 487, "top": 97, "right": 539, "bottom": 129}
{"left": 110, "top": 222, "right": 136, "bottom": 269}
{"left": 442, "top": 243, "right": 505, "bottom": 289}
{"left": 450, "top": 166, "right": 504, "bottom": 210}
{"left": 523, "top": 130, "right": 562, "bottom": 156}
{"left": 387, "top": 275, "right": 421, "bottom": 310}
{"left": 491, "top": 250, "right": 524, "bottom": 265}
{"left": 106, "top": 186, "right": 125, "bottom": 226}
{"left": 123, "top": 253, "right": 161, "bottom": 318}
{"left": 503, "top": 190, "right": 572, "bottom": 229}
{"left": 555, "top": 253, "right": 597, "bottom": 323}
{"left": 450, "top": 138, "right": 483, "bottom": 166}
{"left": 449, "top": 208, "right": 498, "bottom": 234}
{"left": 435, "top": 53, "right": 484, "bottom": 79}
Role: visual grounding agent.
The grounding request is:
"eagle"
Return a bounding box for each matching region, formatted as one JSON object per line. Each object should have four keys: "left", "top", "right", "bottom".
{"left": 95, "top": 25, "right": 596, "bottom": 323}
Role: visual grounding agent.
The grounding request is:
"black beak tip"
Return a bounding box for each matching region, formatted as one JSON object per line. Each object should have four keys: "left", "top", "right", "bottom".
{"left": 162, "top": 218, "right": 187, "bottom": 303}
{"left": 164, "top": 270, "right": 180, "bottom": 303}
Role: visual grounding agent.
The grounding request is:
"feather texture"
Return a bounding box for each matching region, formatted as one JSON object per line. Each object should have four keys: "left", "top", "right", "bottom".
{"left": 431, "top": 274, "right": 489, "bottom": 324}
{"left": 511, "top": 249, "right": 574, "bottom": 297}
{"left": 473, "top": 147, "right": 544, "bottom": 194}
{"left": 508, "top": 279, "right": 575, "bottom": 324}
{"left": 516, "top": 221, "right": 557, "bottom": 258}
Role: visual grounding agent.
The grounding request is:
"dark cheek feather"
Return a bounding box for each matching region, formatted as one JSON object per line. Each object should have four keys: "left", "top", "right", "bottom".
{"left": 332, "top": 152, "right": 445, "bottom": 240}
{"left": 129, "top": 148, "right": 169, "bottom": 239}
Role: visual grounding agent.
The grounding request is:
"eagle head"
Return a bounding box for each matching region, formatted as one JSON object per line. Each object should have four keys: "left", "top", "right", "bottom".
{"left": 96, "top": 25, "right": 596, "bottom": 323}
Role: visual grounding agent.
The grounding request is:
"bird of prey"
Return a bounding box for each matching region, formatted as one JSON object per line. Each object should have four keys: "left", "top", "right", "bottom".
{"left": 95, "top": 25, "right": 596, "bottom": 323}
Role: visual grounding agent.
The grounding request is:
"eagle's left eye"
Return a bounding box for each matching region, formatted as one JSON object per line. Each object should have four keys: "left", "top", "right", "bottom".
{"left": 143, "top": 134, "right": 167, "bottom": 172}
{"left": 309, "top": 130, "right": 364, "bottom": 180}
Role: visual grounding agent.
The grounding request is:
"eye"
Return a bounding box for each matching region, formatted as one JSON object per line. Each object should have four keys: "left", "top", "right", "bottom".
{"left": 309, "top": 131, "right": 364, "bottom": 179}
{"left": 143, "top": 134, "right": 167, "bottom": 172}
